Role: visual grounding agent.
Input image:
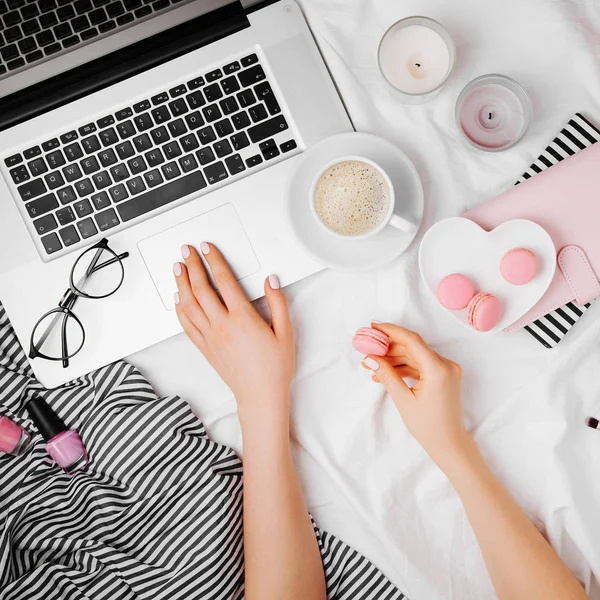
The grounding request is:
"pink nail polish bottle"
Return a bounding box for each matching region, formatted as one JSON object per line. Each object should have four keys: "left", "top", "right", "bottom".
{"left": 25, "top": 397, "right": 88, "bottom": 474}
{"left": 0, "top": 416, "right": 31, "bottom": 456}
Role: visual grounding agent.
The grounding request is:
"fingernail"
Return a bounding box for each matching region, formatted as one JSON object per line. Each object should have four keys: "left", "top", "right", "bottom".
{"left": 174, "top": 292, "right": 180, "bottom": 305}
{"left": 181, "top": 244, "right": 190, "bottom": 259}
{"left": 200, "top": 242, "right": 210, "bottom": 255}
{"left": 363, "top": 357, "right": 379, "bottom": 370}
{"left": 371, "top": 320, "right": 384, "bottom": 324}
{"left": 173, "top": 262, "right": 182, "bottom": 276}
{"left": 268, "top": 274, "right": 280, "bottom": 290}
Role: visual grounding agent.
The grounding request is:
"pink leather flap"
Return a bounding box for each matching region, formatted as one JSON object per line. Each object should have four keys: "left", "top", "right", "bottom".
{"left": 557, "top": 245, "right": 600, "bottom": 305}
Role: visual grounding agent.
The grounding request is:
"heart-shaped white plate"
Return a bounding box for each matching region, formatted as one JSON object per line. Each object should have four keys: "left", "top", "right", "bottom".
{"left": 419, "top": 218, "right": 556, "bottom": 334}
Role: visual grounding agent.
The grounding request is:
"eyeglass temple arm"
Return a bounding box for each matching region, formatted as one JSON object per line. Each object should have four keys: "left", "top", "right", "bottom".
{"left": 61, "top": 311, "right": 70, "bottom": 369}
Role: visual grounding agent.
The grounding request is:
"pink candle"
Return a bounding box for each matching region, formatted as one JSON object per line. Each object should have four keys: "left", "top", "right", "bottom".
{"left": 456, "top": 75, "right": 531, "bottom": 151}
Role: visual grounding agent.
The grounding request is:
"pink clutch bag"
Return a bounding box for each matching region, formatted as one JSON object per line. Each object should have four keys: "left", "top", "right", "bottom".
{"left": 463, "top": 142, "right": 600, "bottom": 332}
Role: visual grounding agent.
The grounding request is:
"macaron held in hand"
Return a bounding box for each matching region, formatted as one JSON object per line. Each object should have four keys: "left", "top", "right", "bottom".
{"left": 352, "top": 327, "right": 390, "bottom": 356}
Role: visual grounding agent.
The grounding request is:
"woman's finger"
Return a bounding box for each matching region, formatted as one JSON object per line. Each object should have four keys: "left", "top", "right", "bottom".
{"left": 388, "top": 355, "right": 420, "bottom": 370}
{"left": 174, "top": 293, "right": 207, "bottom": 352}
{"left": 264, "top": 275, "right": 293, "bottom": 341}
{"left": 198, "top": 242, "right": 250, "bottom": 312}
{"left": 181, "top": 244, "right": 226, "bottom": 320}
{"left": 173, "top": 261, "right": 210, "bottom": 331}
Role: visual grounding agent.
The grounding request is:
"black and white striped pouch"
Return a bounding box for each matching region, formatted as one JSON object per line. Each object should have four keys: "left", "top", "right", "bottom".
{"left": 516, "top": 113, "right": 599, "bottom": 348}
{"left": 0, "top": 303, "right": 404, "bottom": 600}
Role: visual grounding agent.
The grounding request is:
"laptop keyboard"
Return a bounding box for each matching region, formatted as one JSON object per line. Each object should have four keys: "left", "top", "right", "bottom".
{"left": 0, "top": 0, "right": 188, "bottom": 77}
{"left": 3, "top": 52, "right": 298, "bottom": 258}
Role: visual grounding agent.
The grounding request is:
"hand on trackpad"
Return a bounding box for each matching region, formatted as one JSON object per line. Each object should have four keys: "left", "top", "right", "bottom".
{"left": 138, "top": 204, "right": 260, "bottom": 310}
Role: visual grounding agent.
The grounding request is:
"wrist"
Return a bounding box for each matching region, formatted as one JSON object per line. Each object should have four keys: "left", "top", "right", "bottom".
{"left": 236, "top": 391, "right": 290, "bottom": 438}
{"left": 437, "top": 434, "right": 485, "bottom": 485}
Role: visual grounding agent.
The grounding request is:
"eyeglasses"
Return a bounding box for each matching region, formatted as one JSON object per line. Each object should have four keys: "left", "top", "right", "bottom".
{"left": 29, "top": 238, "right": 129, "bottom": 368}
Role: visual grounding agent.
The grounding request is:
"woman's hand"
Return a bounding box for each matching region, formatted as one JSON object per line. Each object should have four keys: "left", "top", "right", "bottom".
{"left": 362, "top": 323, "right": 470, "bottom": 471}
{"left": 173, "top": 242, "right": 295, "bottom": 432}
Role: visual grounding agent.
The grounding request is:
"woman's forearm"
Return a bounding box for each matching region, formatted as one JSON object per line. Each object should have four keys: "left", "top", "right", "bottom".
{"left": 442, "top": 437, "right": 587, "bottom": 600}
{"left": 240, "top": 395, "right": 326, "bottom": 600}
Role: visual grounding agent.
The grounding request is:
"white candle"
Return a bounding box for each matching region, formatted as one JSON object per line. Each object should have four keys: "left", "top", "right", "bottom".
{"left": 378, "top": 17, "right": 455, "bottom": 97}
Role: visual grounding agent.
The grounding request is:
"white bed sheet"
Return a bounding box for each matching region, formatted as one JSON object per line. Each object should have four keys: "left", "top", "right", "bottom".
{"left": 128, "top": 0, "right": 600, "bottom": 597}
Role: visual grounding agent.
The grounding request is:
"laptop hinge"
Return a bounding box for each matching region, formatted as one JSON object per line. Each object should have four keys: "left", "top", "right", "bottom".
{"left": 0, "top": 1, "right": 249, "bottom": 133}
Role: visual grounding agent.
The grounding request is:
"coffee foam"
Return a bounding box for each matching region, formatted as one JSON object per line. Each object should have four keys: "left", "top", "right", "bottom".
{"left": 313, "top": 160, "right": 390, "bottom": 236}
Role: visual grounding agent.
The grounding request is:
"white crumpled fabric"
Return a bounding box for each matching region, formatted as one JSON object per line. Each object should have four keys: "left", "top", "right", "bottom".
{"left": 130, "top": 0, "right": 600, "bottom": 597}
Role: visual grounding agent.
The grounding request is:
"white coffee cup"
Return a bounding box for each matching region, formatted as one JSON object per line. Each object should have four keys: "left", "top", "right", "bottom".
{"left": 310, "top": 155, "right": 417, "bottom": 239}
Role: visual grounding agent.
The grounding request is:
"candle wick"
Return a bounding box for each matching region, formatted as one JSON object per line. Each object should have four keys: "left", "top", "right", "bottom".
{"left": 488, "top": 112, "right": 493, "bottom": 120}
{"left": 415, "top": 63, "right": 421, "bottom": 68}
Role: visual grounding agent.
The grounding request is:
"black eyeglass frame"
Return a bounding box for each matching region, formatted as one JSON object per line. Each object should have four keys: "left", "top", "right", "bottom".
{"left": 28, "top": 238, "right": 129, "bottom": 369}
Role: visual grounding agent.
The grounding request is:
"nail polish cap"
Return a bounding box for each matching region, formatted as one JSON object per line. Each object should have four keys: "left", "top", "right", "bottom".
{"left": 25, "top": 396, "right": 67, "bottom": 442}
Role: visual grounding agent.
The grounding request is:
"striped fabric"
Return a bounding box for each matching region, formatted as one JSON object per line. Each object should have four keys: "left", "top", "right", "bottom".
{"left": 0, "top": 303, "right": 404, "bottom": 600}
{"left": 515, "top": 113, "right": 598, "bottom": 349}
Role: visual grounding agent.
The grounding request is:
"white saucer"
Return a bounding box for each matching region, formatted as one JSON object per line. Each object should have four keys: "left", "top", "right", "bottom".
{"left": 284, "top": 133, "right": 424, "bottom": 270}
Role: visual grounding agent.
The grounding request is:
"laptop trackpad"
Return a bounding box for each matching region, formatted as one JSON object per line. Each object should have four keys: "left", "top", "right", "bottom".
{"left": 138, "top": 204, "right": 260, "bottom": 310}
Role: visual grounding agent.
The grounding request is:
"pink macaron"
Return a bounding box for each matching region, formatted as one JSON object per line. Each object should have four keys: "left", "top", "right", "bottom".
{"left": 436, "top": 273, "right": 476, "bottom": 310}
{"left": 352, "top": 327, "right": 390, "bottom": 356}
{"left": 467, "top": 293, "right": 503, "bottom": 332}
{"left": 500, "top": 248, "right": 538, "bottom": 285}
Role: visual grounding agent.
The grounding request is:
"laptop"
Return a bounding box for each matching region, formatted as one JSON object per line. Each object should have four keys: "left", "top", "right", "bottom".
{"left": 0, "top": 0, "right": 352, "bottom": 388}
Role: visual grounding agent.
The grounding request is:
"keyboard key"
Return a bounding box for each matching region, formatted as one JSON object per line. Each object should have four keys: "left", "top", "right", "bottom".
{"left": 53, "top": 21, "right": 72, "bottom": 39}
{"left": 115, "top": 141, "right": 135, "bottom": 160}
{"left": 247, "top": 115, "right": 288, "bottom": 143}
{"left": 213, "top": 139, "right": 232, "bottom": 158}
{"left": 280, "top": 139, "right": 297, "bottom": 153}
{"left": 163, "top": 140, "right": 181, "bottom": 160}
{"left": 168, "top": 118, "right": 187, "bottom": 137}
{"left": 116, "top": 12, "right": 133, "bottom": 24}
{"left": 134, "top": 112, "right": 153, "bottom": 132}
{"left": 204, "top": 83, "right": 222, "bottom": 102}
{"left": 21, "top": 3, "right": 40, "bottom": 19}
{"left": 22, "top": 18, "right": 40, "bottom": 35}
{"left": 151, "top": 0, "right": 168, "bottom": 11}
{"left": 239, "top": 65, "right": 265, "bottom": 88}
{"left": 44, "top": 171, "right": 65, "bottom": 190}
{"left": 184, "top": 111, "right": 204, "bottom": 130}
{"left": 180, "top": 133, "right": 199, "bottom": 152}
{"left": 249, "top": 103, "right": 268, "bottom": 123}
{"left": 62, "top": 34, "right": 80, "bottom": 48}
{"left": 116, "top": 170, "right": 207, "bottom": 222}
{"left": 79, "top": 122, "right": 97, "bottom": 136}
{"left": 214, "top": 118, "right": 233, "bottom": 138}
{"left": 19, "top": 35, "right": 37, "bottom": 53}
{"left": 254, "top": 81, "right": 281, "bottom": 115}
{"left": 240, "top": 53, "right": 258, "bottom": 67}
{"left": 46, "top": 150, "right": 66, "bottom": 169}
{"left": 116, "top": 120, "right": 135, "bottom": 139}
{"left": 80, "top": 27, "right": 98, "bottom": 40}
{"left": 25, "top": 192, "right": 58, "bottom": 217}
{"left": 89, "top": 7, "right": 107, "bottom": 24}
{"left": 97, "top": 115, "right": 115, "bottom": 130}
{"left": 98, "top": 19, "right": 116, "bottom": 32}
{"left": 204, "top": 161, "right": 227, "bottom": 185}
{"left": 202, "top": 104, "right": 221, "bottom": 123}
{"left": 57, "top": 5, "right": 75, "bottom": 21}
{"left": 91, "top": 191, "right": 110, "bottom": 210}
{"left": 151, "top": 105, "right": 170, "bottom": 124}
{"left": 151, "top": 91, "right": 169, "bottom": 105}
{"left": 41, "top": 138, "right": 60, "bottom": 152}
{"left": 115, "top": 107, "right": 133, "bottom": 121}
{"left": 41, "top": 232, "right": 62, "bottom": 254}
{"left": 126, "top": 176, "right": 146, "bottom": 195}
{"left": 64, "top": 142, "right": 84, "bottom": 161}
{"left": 74, "top": 178, "right": 94, "bottom": 197}
{"left": 187, "top": 76, "right": 204, "bottom": 90}
{"left": 231, "top": 131, "right": 249, "bottom": 151}
{"left": 133, "top": 99, "right": 151, "bottom": 113}
{"left": 59, "top": 224, "right": 80, "bottom": 246}
{"left": 9, "top": 165, "right": 29, "bottom": 184}
{"left": 73, "top": 198, "right": 93, "bottom": 217}
{"left": 225, "top": 153, "right": 245, "bottom": 175}
{"left": 0, "top": 43, "right": 19, "bottom": 62}
{"left": 150, "top": 125, "right": 169, "bottom": 145}
{"left": 57, "top": 186, "right": 76, "bottom": 204}
{"left": 33, "top": 213, "right": 58, "bottom": 235}
{"left": 3, "top": 10, "right": 21, "bottom": 27}
{"left": 18, "top": 178, "right": 46, "bottom": 200}
{"left": 60, "top": 130, "right": 78, "bottom": 144}
{"left": 5, "top": 153, "right": 22, "bottom": 167}
{"left": 168, "top": 98, "right": 188, "bottom": 117}
{"left": 106, "top": 0, "right": 124, "bottom": 17}
{"left": 127, "top": 155, "right": 147, "bottom": 174}
{"left": 231, "top": 111, "right": 250, "bottom": 130}
{"left": 205, "top": 68, "right": 222, "bottom": 82}
{"left": 221, "top": 76, "right": 240, "bottom": 95}
{"left": 132, "top": 133, "right": 152, "bottom": 152}
{"left": 7, "top": 57, "right": 25, "bottom": 70}
{"left": 245, "top": 154, "right": 262, "bottom": 168}
{"left": 145, "top": 148, "right": 164, "bottom": 167}
{"left": 178, "top": 153, "right": 198, "bottom": 173}
{"left": 108, "top": 183, "right": 128, "bottom": 202}
{"left": 196, "top": 146, "right": 215, "bottom": 165}
{"left": 39, "top": 0, "right": 58, "bottom": 13}
{"left": 63, "top": 163, "right": 82, "bottom": 182}
{"left": 110, "top": 163, "right": 129, "bottom": 182}
{"left": 161, "top": 161, "right": 180, "bottom": 180}
{"left": 74, "top": 0, "right": 93, "bottom": 14}
{"left": 72, "top": 15, "right": 89, "bottom": 32}
{"left": 223, "top": 60, "right": 240, "bottom": 74}
{"left": 95, "top": 207, "right": 120, "bottom": 231}
{"left": 80, "top": 155, "right": 100, "bottom": 174}
{"left": 98, "top": 147, "right": 118, "bottom": 167}
{"left": 91, "top": 170, "right": 111, "bottom": 189}
{"left": 5, "top": 26, "right": 23, "bottom": 43}
{"left": 197, "top": 126, "right": 216, "bottom": 146}
{"left": 143, "top": 168, "right": 163, "bottom": 188}
{"left": 77, "top": 217, "right": 98, "bottom": 239}
{"left": 23, "top": 146, "right": 41, "bottom": 159}
{"left": 220, "top": 96, "right": 239, "bottom": 115}
{"left": 99, "top": 127, "right": 118, "bottom": 147}
{"left": 169, "top": 84, "right": 186, "bottom": 98}
{"left": 56, "top": 205, "right": 76, "bottom": 225}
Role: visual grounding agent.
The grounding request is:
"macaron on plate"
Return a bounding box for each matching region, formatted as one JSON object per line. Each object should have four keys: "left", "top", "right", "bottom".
{"left": 419, "top": 218, "right": 556, "bottom": 335}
